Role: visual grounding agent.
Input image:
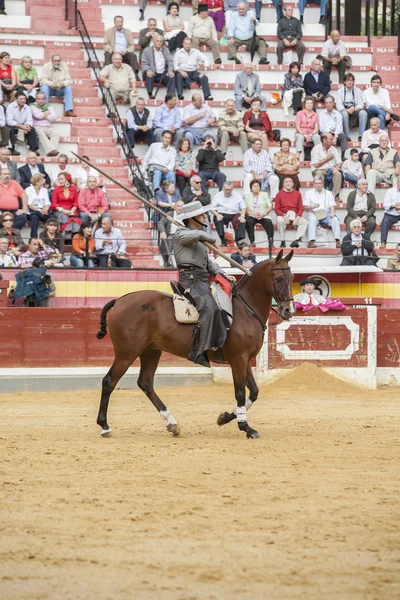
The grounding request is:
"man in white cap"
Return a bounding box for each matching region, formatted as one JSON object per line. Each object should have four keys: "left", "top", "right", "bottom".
{"left": 173, "top": 201, "right": 235, "bottom": 368}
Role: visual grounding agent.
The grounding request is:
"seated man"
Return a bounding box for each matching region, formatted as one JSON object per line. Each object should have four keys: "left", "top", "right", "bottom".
{"left": 340, "top": 218, "right": 377, "bottom": 266}
{"left": 0, "top": 146, "right": 20, "bottom": 181}
{"left": 227, "top": 2, "right": 269, "bottom": 65}
{"left": 79, "top": 176, "right": 109, "bottom": 224}
{"left": 360, "top": 117, "right": 390, "bottom": 161}
{"left": 158, "top": 199, "right": 184, "bottom": 268}
{"left": 364, "top": 74, "right": 400, "bottom": 131}
{"left": 18, "top": 237, "right": 52, "bottom": 268}
{"left": 139, "top": 18, "right": 164, "bottom": 58}
{"left": 94, "top": 216, "right": 131, "bottom": 268}
{"left": 99, "top": 53, "right": 138, "bottom": 111}
{"left": 277, "top": 5, "right": 305, "bottom": 66}
{"left": 173, "top": 37, "right": 212, "bottom": 102}
{"left": 234, "top": 63, "right": 267, "bottom": 111}
{"left": 218, "top": 99, "right": 248, "bottom": 155}
{"left": 310, "top": 133, "right": 343, "bottom": 201}
{"left": 335, "top": 73, "right": 367, "bottom": 143}
{"left": 6, "top": 92, "right": 39, "bottom": 156}
{"left": 303, "top": 59, "right": 330, "bottom": 103}
{"left": 243, "top": 139, "right": 279, "bottom": 197}
{"left": 303, "top": 175, "right": 341, "bottom": 248}
{"left": 294, "top": 276, "right": 346, "bottom": 311}
{"left": 364, "top": 134, "right": 400, "bottom": 195}
{"left": 0, "top": 168, "right": 28, "bottom": 230}
{"left": 231, "top": 241, "right": 257, "bottom": 268}
{"left": 211, "top": 181, "right": 246, "bottom": 245}
{"left": 31, "top": 91, "right": 60, "bottom": 157}
{"left": 141, "top": 35, "right": 176, "bottom": 99}
{"left": 182, "top": 174, "right": 211, "bottom": 206}
{"left": 321, "top": 29, "right": 350, "bottom": 84}
{"left": 103, "top": 15, "right": 139, "bottom": 80}
{"left": 142, "top": 130, "right": 177, "bottom": 191}
{"left": 380, "top": 179, "right": 400, "bottom": 249}
{"left": 274, "top": 176, "right": 307, "bottom": 248}
{"left": 187, "top": 4, "right": 222, "bottom": 65}
{"left": 40, "top": 54, "right": 75, "bottom": 117}
{"left": 318, "top": 95, "right": 347, "bottom": 160}
{"left": 345, "top": 178, "right": 376, "bottom": 240}
{"left": 153, "top": 93, "right": 182, "bottom": 143}
{"left": 125, "top": 96, "right": 154, "bottom": 148}
{"left": 0, "top": 236, "right": 17, "bottom": 267}
{"left": 18, "top": 151, "right": 51, "bottom": 190}
{"left": 386, "top": 242, "right": 400, "bottom": 270}
{"left": 196, "top": 136, "right": 226, "bottom": 192}
{"left": 180, "top": 93, "right": 217, "bottom": 146}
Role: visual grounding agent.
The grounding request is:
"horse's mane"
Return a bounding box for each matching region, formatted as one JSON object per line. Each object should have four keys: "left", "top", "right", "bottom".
{"left": 236, "top": 256, "right": 287, "bottom": 289}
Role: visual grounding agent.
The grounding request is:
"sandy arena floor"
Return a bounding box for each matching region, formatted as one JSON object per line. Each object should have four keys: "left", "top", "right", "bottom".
{"left": 0, "top": 365, "right": 399, "bottom": 600}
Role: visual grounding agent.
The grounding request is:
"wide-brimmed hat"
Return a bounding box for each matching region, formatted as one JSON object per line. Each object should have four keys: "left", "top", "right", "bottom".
{"left": 313, "top": 207, "right": 327, "bottom": 221}
{"left": 300, "top": 277, "right": 322, "bottom": 288}
{"left": 181, "top": 201, "right": 210, "bottom": 220}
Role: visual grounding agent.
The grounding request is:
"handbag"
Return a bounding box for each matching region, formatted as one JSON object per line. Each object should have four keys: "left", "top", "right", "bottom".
{"left": 273, "top": 129, "right": 281, "bottom": 142}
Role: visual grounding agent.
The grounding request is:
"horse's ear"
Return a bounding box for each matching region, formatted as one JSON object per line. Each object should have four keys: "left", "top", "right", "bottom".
{"left": 286, "top": 249, "right": 294, "bottom": 263}
{"left": 274, "top": 249, "right": 283, "bottom": 263}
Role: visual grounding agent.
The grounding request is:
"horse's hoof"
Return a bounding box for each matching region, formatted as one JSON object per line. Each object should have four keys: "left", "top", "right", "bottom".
{"left": 167, "top": 423, "right": 181, "bottom": 436}
{"left": 247, "top": 429, "right": 260, "bottom": 440}
{"left": 100, "top": 428, "right": 112, "bottom": 438}
{"left": 217, "top": 411, "right": 230, "bottom": 426}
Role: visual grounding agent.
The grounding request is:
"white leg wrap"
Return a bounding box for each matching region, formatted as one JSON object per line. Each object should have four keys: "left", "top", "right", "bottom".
{"left": 160, "top": 409, "right": 177, "bottom": 426}
{"left": 233, "top": 400, "right": 252, "bottom": 418}
{"left": 235, "top": 406, "right": 247, "bottom": 423}
{"left": 245, "top": 399, "right": 253, "bottom": 411}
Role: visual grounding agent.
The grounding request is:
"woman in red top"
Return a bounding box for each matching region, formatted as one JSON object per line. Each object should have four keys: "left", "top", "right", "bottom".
{"left": 243, "top": 97, "right": 274, "bottom": 151}
{"left": 0, "top": 52, "right": 17, "bottom": 101}
{"left": 51, "top": 172, "right": 81, "bottom": 238}
{"left": 206, "top": 0, "right": 225, "bottom": 32}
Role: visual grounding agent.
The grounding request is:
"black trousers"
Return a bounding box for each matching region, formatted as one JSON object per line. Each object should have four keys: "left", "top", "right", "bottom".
{"left": 29, "top": 211, "right": 51, "bottom": 238}
{"left": 175, "top": 70, "right": 211, "bottom": 98}
{"left": 126, "top": 127, "right": 154, "bottom": 147}
{"left": 214, "top": 213, "right": 246, "bottom": 245}
{"left": 246, "top": 216, "right": 274, "bottom": 244}
{"left": 97, "top": 254, "right": 131, "bottom": 268}
{"left": 10, "top": 210, "right": 28, "bottom": 230}
{"left": 143, "top": 71, "right": 175, "bottom": 96}
{"left": 344, "top": 212, "right": 376, "bottom": 239}
{"left": 323, "top": 59, "right": 346, "bottom": 83}
{"left": 9, "top": 126, "right": 38, "bottom": 151}
{"left": 104, "top": 51, "right": 139, "bottom": 73}
{"left": 176, "top": 174, "right": 190, "bottom": 195}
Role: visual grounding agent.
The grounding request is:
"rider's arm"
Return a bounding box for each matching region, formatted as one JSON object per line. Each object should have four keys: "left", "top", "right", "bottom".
{"left": 174, "top": 228, "right": 216, "bottom": 247}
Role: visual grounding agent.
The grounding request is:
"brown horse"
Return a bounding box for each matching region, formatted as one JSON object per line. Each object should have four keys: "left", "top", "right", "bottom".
{"left": 96, "top": 249, "right": 294, "bottom": 439}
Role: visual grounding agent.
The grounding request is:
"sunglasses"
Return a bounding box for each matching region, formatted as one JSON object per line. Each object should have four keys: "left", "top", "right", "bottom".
{"left": 2, "top": 218, "right": 13, "bottom": 222}
{"left": 193, "top": 180, "right": 202, "bottom": 184}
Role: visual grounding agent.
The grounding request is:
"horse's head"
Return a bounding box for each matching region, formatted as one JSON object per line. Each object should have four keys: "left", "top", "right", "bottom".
{"left": 270, "top": 249, "right": 295, "bottom": 321}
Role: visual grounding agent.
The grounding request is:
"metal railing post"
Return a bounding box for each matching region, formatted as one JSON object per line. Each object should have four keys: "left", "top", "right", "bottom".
{"left": 366, "top": 0, "right": 371, "bottom": 46}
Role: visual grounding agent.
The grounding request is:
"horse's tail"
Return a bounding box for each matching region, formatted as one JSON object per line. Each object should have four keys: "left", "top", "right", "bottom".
{"left": 97, "top": 299, "right": 117, "bottom": 340}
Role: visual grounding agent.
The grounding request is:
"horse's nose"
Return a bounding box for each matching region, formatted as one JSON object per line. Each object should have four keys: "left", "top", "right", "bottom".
{"left": 281, "top": 306, "right": 293, "bottom": 320}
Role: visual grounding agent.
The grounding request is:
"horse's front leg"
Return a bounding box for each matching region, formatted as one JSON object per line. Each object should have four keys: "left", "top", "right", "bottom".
{"left": 232, "top": 360, "right": 260, "bottom": 439}
{"left": 218, "top": 361, "right": 258, "bottom": 428}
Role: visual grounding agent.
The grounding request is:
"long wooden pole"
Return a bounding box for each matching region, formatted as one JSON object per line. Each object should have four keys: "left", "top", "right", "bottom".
{"left": 72, "top": 152, "right": 252, "bottom": 275}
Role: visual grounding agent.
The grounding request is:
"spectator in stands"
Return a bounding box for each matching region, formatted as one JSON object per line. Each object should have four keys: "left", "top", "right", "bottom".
{"left": 143, "top": 130, "right": 177, "bottom": 191}
{"left": 282, "top": 61, "right": 304, "bottom": 117}
{"left": 303, "top": 175, "right": 341, "bottom": 248}
{"left": 18, "top": 151, "right": 51, "bottom": 190}
{"left": 211, "top": 181, "right": 246, "bottom": 245}
{"left": 311, "top": 133, "right": 343, "bottom": 201}
{"left": 234, "top": 63, "right": 267, "bottom": 112}
{"left": 321, "top": 30, "right": 350, "bottom": 84}
{"left": 51, "top": 172, "right": 81, "bottom": 237}
{"left": 99, "top": 53, "right": 138, "bottom": 111}
{"left": 360, "top": 117, "right": 389, "bottom": 161}
{"left": 31, "top": 91, "right": 60, "bottom": 157}
{"left": 277, "top": 5, "right": 305, "bottom": 66}
{"left": 0, "top": 104, "right": 10, "bottom": 148}
{"left": 26, "top": 173, "right": 51, "bottom": 238}
{"left": 79, "top": 176, "right": 109, "bottom": 224}
{"left": 187, "top": 5, "right": 222, "bottom": 64}
{"left": 299, "top": 0, "right": 326, "bottom": 25}
{"left": 364, "top": 74, "right": 400, "bottom": 131}
{"left": 52, "top": 154, "right": 71, "bottom": 186}
{"left": 0, "top": 212, "right": 24, "bottom": 255}
{"left": 205, "top": 0, "right": 225, "bottom": 32}
{"left": 175, "top": 138, "right": 197, "bottom": 194}
{"left": 158, "top": 199, "right": 184, "bottom": 268}
{"left": 340, "top": 219, "right": 376, "bottom": 266}
{"left": 6, "top": 91, "right": 39, "bottom": 156}
{"left": 243, "top": 139, "right": 279, "bottom": 197}
{"left": 386, "top": 243, "right": 400, "bottom": 270}
{"left": 244, "top": 179, "right": 273, "bottom": 247}
{"left": 18, "top": 237, "right": 53, "bottom": 268}
{"left": 174, "top": 38, "right": 212, "bottom": 102}
{"left": 342, "top": 148, "right": 363, "bottom": 185}
{"left": 71, "top": 222, "right": 96, "bottom": 269}
{"left": 103, "top": 16, "right": 140, "bottom": 81}
{"left": 303, "top": 59, "right": 330, "bottom": 103}
{"left": 0, "top": 168, "right": 27, "bottom": 229}
{"left": 344, "top": 178, "right": 376, "bottom": 239}
{"left": 335, "top": 73, "right": 367, "bottom": 143}
{"left": 380, "top": 179, "right": 400, "bottom": 248}
{"left": 365, "top": 134, "right": 400, "bottom": 195}
{"left": 163, "top": 3, "right": 187, "bottom": 53}
{"left": 39, "top": 218, "right": 65, "bottom": 256}
{"left": 275, "top": 177, "right": 307, "bottom": 248}
{"left": 182, "top": 174, "right": 211, "bottom": 205}
{"left": 153, "top": 93, "right": 182, "bottom": 144}
{"left": 272, "top": 138, "right": 300, "bottom": 189}
{"left": 95, "top": 216, "right": 131, "bottom": 268}
{"left": 231, "top": 242, "right": 257, "bottom": 268}
{"left": 180, "top": 93, "right": 217, "bottom": 146}
{"left": 318, "top": 95, "right": 347, "bottom": 160}
{"left": 0, "top": 51, "right": 17, "bottom": 102}
{"left": 142, "top": 35, "right": 176, "bottom": 99}
{"left": 40, "top": 54, "right": 75, "bottom": 117}
{"left": 295, "top": 96, "right": 320, "bottom": 161}
{"left": 138, "top": 19, "right": 164, "bottom": 61}
{"left": 218, "top": 99, "right": 248, "bottom": 155}
{"left": 0, "top": 146, "right": 19, "bottom": 181}
{"left": 156, "top": 180, "right": 181, "bottom": 217}
{"left": 125, "top": 98, "right": 153, "bottom": 150}
{"left": 0, "top": 236, "right": 17, "bottom": 267}
{"left": 196, "top": 135, "right": 226, "bottom": 193}
{"left": 243, "top": 97, "right": 273, "bottom": 151}
{"left": 227, "top": 2, "right": 269, "bottom": 65}
{"left": 16, "top": 56, "right": 39, "bottom": 104}
{"left": 75, "top": 156, "right": 102, "bottom": 191}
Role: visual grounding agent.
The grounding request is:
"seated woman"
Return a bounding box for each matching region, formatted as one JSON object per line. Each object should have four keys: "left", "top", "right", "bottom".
{"left": 294, "top": 277, "right": 346, "bottom": 312}
{"left": 0, "top": 212, "right": 25, "bottom": 257}
{"left": 39, "top": 217, "right": 65, "bottom": 257}
{"left": 155, "top": 180, "right": 181, "bottom": 216}
{"left": 26, "top": 173, "right": 51, "bottom": 238}
{"left": 295, "top": 96, "right": 320, "bottom": 161}
{"left": 16, "top": 55, "right": 39, "bottom": 104}
{"left": 272, "top": 137, "right": 300, "bottom": 189}
{"left": 340, "top": 218, "right": 379, "bottom": 266}
{"left": 175, "top": 137, "right": 197, "bottom": 195}
{"left": 244, "top": 179, "right": 274, "bottom": 248}
{"left": 243, "top": 97, "right": 274, "bottom": 151}
{"left": 50, "top": 172, "right": 81, "bottom": 238}
{"left": 0, "top": 51, "right": 17, "bottom": 102}
{"left": 205, "top": 0, "right": 225, "bottom": 32}
{"left": 282, "top": 61, "right": 305, "bottom": 117}
{"left": 71, "top": 222, "right": 96, "bottom": 268}
{"left": 163, "top": 3, "right": 186, "bottom": 52}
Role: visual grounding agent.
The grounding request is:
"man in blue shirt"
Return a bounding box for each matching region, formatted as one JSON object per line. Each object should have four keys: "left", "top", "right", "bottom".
{"left": 153, "top": 93, "right": 183, "bottom": 143}
{"left": 227, "top": 2, "right": 269, "bottom": 65}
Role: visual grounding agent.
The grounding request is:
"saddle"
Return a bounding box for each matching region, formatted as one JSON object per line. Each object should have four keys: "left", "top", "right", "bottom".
{"left": 171, "top": 279, "right": 233, "bottom": 328}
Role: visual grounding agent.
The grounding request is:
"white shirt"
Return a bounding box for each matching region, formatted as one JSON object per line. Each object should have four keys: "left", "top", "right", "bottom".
{"left": 75, "top": 166, "right": 99, "bottom": 189}
{"left": 95, "top": 226, "right": 127, "bottom": 254}
{"left": 383, "top": 187, "right": 400, "bottom": 216}
{"left": 361, "top": 127, "right": 390, "bottom": 152}
{"left": 211, "top": 190, "right": 245, "bottom": 214}
{"left": 363, "top": 86, "right": 391, "bottom": 111}
{"left": 173, "top": 47, "right": 209, "bottom": 71}
{"left": 26, "top": 184, "right": 50, "bottom": 212}
{"left": 6, "top": 102, "right": 33, "bottom": 127}
{"left": 243, "top": 148, "right": 272, "bottom": 175}
{"left": 154, "top": 49, "right": 166, "bottom": 74}
{"left": 321, "top": 38, "right": 347, "bottom": 58}
{"left": 0, "top": 252, "right": 17, "bottom": 267}
{"left": 353, "top": 192, "right": 368, "bottom": 212}
{"left": 319, "top": 108, "right": 344, "bottom": 136}
{"left": 143, "top": 142, "right": 177, "bottom": 172}
{"left": 310, "top": 143, "right": 341, "bottom": 172}
{"left": 342, "top": 158, "right": 363, "bottom": 179}
{"left": 304, "top": 188, "right": 335, "bottom": 210}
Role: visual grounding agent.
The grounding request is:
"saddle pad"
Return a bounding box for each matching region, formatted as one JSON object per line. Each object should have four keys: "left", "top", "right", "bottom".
{"left": 173, "top": 294, "right": 199, "bottom": 324}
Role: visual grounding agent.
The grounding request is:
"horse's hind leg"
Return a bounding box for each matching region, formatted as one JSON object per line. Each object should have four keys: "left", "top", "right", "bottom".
{"left": 138, "top": 347, "right": 180, "bottom": 436}
{"left": 217, "top": 361, "right": 258, "bottom": 427}
{"left": 97, "top": 356, "right": 133, "bottom": 436}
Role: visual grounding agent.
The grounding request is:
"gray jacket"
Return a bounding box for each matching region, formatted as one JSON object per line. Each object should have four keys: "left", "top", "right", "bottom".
{"left": 173, "top": 228, "right": 223, "bottom": 275}
{"left": 0, "top": 159, "right": 20, "bottom": 183}
{"left": 141, "top": 46, "right": 174, "bottom": 74}
{"left": 234, "top": 71, "right": 261, "bottom": 99}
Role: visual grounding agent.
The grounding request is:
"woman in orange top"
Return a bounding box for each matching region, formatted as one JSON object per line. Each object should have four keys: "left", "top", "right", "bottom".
{"left": 71, "top": 222, "right": 96, "bottom": 268}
